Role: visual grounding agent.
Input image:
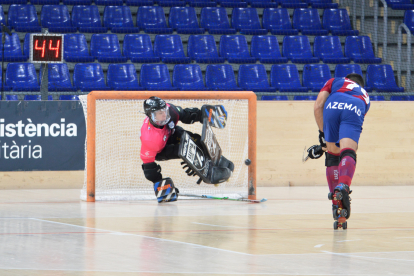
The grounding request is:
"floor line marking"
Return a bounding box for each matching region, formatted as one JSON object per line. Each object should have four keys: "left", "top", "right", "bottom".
{"left": 29, "top": 218, "right": 252, "bottom": 256}
{"left": 321, "top": 250, "right": 414, "bottom": 262}
{"left": 0, "top": 267, "right": 377, "bottom": 275}
{"left": 192, "top": 222, "right": 280, "bottom": 230}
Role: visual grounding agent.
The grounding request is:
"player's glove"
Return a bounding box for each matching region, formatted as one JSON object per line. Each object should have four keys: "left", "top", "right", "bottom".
{"left": 307, "top": 145, "right": 324, "bottom": 159}
{"left": 318, "top": 130, "right": 326, "bottom": 148}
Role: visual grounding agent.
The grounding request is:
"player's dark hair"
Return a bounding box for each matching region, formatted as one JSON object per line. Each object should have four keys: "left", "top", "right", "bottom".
{"left": 345, "top": 73, "right": 365, "bottom": 88}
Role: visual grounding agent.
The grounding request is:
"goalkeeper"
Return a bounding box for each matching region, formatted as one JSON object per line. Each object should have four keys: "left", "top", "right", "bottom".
{"left": 140, "top": 97, "right": 233, "bottom": 203}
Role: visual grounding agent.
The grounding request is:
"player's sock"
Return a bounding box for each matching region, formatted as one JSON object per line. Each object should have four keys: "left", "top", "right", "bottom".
{"left": 325, "top": 151, "right": 340, "bottom": 204}
{"left": 326, "top": 166, "right": 339, "bottom": 193}
{"left": 338, "top": 148, "right": 356, "bottom": 186}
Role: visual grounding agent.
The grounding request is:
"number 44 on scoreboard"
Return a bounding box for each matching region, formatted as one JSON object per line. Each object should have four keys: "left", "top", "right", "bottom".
{"left": 30, "top": 34, "right": 64, "bottom": 63}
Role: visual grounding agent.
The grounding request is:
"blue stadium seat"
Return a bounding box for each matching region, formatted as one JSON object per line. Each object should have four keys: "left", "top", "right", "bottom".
{"left": 404, "top": 10, "right": 414, "bottom": 33}
{"left": 262, "top": 8, "right": 299, "bottom": 35}
{"left": 248, "top": 0, "right": 278, "bottom": 8}
{"left": 1, "top": 33, "right": 27, "bottom": 62}
{"left": 345, "top": 36, "right": 382, "bottom": 64}
{"left": 139, "top": 64, "right": 176, "bottom": 90}
{"left": 126, "top": 0, "right": 154, "bottom": 6}
{"left": 137, "top": 6, "right": 173, "bottom": 34}
{"left": 294, "top": 95, "right": 317, "bottom": 100}
{"left": 238, "top": 64, "right": 276, "bottom": 92}
{"left": 303, "top": 64, "right": 331, "bottom": 92}
{"left": 59, "top": 95, "right": 80, "bottom": 100}
{"left": 103, "top": 6, "right": 140, "bottom": 33}
{"left": 6, "top": 95, "right": 19, "bottom": 100}
{"left": 72, "top": 5, "right": 107, "bottom": 33}
{"left": 107, "top": 64, "right": 143, "bottom": 90}
{"left": 123, "top": 34, "right": 160, "bottom": 63}
{"left": 158, "top": 0, "right": 186, "bottom": 7}
{"left": 231, "top": 8, "right": 267, "bottom": 35}
{"left": 24, "top": 95, "right": 53, "bottom": 100}
{"left": 63, "top": 0, "right": 92, "bottom": 4}
{"left": 205, "top": 64, "right": 242, "bottom": 90}
{"left": 217, "top": 0, "right": 248, "bottom": 8}
{"left": 251, "top": 35, "right": 288, "bottom": 64}
{"left": 305, "top": 0, "right": 338, "bottom": 9}
{"left": 64, "top": 34, "right": 95, "bottom": 62}
{"left": 0, "top": 6, "right": 6, "bottom": 27}
{"left": 73, "top": 63, "right": 110, "bottom": 92}
{"left": 8, "top": 5, "right": 41, "bottom": 32}
{"left": 6, "top": 63, "right": 40, "bottom": 91}
{"left": 279, "top": 0, "right": 307, "bottom": 8}
{"left": 366, "top": 65, "right": 404, "bottom": 92}
{"left": 369, "top": 95, "right": 385, "bottom": 101}
{"left": 200, "top": 7, "right": 236, "bottom": 34}
{"left": 95, "top": 0, "right": 123, "bottom": 6}
{"left": 172, "top": 64, "right": 207, "bottom": 90}
{"left": 169, "top": 7, "right": 204, "bottom": 34}
{"left": 0, "top": 68, "right": 11, "bottom": 91}
{"left": 390, "top": 95, "right": 414, "bottom": 101}
{"left": 386, "top": 0, "right": 414, "bottom": 10}
{"left": 187, "top": 0, "right": 216, "bottom": 7}
{"left": 0, "top": 0, "right": 27, "bottom": 4}
{"left": 314, "top": 36, "right": 350, "bottom": 64}
{"left": 154, "top": 35, "right": 191, "bottom": 63}
{"left": 23, "top": 33, "right": 30, "bottom": 59}
{"left": 41, "top": 5, "right": 77, "bottom": 33}
{"left": 282, "top": 35, "right": 319, "bottom": 63}
{"left": 31, "top": 0, "right": 59, "bottom": 5}
{"left": 90, "top": 34, "right": 127, "bottom": 63}
{"left": 261, "top": 95, "right": 289, "bottom": 100}
{"left": 48, "top": 63, "right": 77, "bottom": 92}
{"left": 219, "top": 35, "right": 256, "bottom": 63}
{"left": 334, "top": 64, "right": 363, "bottom": 78}
{"left": 323, "top": 9, "right": 359, "bottom": 36}
{"left": 292, "top": 8, "right": 328, "bottom": 35}
{"left": 270, "top": 64, "right": 308, "bottom": 92}
{"left": 188, "top": 35, "right": 225, "bottom": 63}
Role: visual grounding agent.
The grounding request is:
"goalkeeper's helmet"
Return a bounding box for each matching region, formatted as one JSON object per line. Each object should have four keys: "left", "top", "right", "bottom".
{"left": 144, "top": 96, "right": 171, "bottom": 127}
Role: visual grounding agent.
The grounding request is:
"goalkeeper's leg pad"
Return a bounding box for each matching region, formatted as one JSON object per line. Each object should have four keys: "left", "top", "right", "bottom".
{"left": 210, "top": 166, "right": 232, "bottom": 184}
{"left": 154, "top": 178, "right": 179, "bottom": 203}
{"left": 218, "top": 155, "right": 234, "bottom": 172}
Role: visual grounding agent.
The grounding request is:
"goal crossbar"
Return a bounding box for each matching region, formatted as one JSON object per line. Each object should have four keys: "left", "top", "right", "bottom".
{"left": 86, "top": 91, "right": 257, "bottom": 202}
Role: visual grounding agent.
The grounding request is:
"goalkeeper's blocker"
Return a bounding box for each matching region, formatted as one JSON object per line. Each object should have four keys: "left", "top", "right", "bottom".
{"left": 179, "top": 117, "right": 234, "bottom": 185}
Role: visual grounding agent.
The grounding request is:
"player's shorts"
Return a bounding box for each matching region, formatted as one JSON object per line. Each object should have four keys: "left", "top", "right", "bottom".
{"left": 323, "top": 93, "right": 366, "bottom": 147}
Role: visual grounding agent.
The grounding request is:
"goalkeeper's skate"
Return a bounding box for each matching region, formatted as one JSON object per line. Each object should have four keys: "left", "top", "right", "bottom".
{"left": 328, "top": 183, "right": 352, "bottom": 230}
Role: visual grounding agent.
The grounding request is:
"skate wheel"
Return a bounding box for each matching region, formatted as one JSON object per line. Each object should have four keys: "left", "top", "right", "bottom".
{"left": 340, "top": 209, "right": 348, "bottom": 218}
{"left": 336, "top": 192, "right": 343, "bottom": 201}
{"left": 328, "top": 193, "right": 333, "bottom": 200}
{"left": 333, "top": 221, "right": 338, "bottom": 230}
{"left": 342, "top": 222, "right": 347, "bottom": 230}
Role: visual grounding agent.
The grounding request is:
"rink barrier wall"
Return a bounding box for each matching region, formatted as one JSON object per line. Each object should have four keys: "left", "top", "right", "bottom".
{"left": 0, "top": 101, "right": 413, "bottom": 189}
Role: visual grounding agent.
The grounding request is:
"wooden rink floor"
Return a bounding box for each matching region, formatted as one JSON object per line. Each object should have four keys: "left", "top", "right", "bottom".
{"left": 0, "top": 186, "right": 413, "bottom": 276}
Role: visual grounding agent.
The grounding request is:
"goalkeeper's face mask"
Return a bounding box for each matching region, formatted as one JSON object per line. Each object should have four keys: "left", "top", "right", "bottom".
{"left": 151, "top": 106, "right": 171, "bottom": 127}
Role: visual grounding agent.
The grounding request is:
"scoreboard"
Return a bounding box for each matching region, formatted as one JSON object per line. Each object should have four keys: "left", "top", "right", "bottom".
{"left": 30, "top": 34, "right": 64, "bottom": 63}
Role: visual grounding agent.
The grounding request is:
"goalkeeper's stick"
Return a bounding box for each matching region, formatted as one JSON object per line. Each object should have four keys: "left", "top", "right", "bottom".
{"left": 181, "top": 194, "right": 267, "bottom": 203}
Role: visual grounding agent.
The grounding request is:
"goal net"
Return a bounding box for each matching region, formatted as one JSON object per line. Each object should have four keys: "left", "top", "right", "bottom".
{"left": 79, "top": 91, "right": 256, "bottom": 201}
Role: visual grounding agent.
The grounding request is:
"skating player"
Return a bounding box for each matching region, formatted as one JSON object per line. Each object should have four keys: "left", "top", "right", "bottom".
{"left": 306, "top": 74, "right": 370, "bottom": 229}
{"left": 140, "top": 97, "right": 233, "bottom": 203}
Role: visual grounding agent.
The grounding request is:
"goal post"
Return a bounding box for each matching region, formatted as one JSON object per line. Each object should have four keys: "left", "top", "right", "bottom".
{"left": 81, "top": 91, "right": 257, "bottom": 202}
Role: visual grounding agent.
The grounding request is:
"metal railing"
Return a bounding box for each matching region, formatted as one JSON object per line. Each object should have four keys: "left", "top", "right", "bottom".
{"left": 397, "top": 24, "right": 412, "bottom": 91}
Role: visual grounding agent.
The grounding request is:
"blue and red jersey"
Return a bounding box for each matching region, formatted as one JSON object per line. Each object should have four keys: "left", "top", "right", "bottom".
{"left": 321, "top": 78, "right": 370, "bottom": 115}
